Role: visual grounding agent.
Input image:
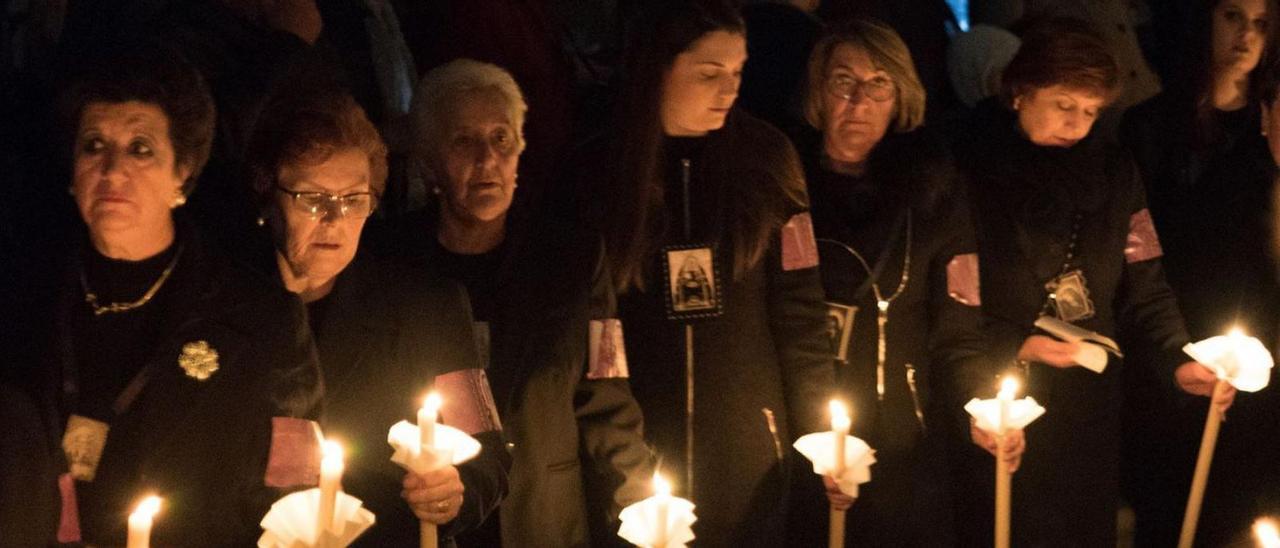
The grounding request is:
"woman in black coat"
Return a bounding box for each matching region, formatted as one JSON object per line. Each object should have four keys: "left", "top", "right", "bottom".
{"left": 954, "top": 22, "right": 1234, "bottom": 546}
{"left": 576, "top": 2, "right": 834, "bottom": 544}
{"left": 247, "top": 89, "right": 509, "bottom": 547}
{"left": 1120, "top": 0, "right": 1280, "bottom": 543}
{"left": 794, "top": 18, "right": 987, "bottom": 546}
{"left": 9, "top": 44, "right": 324, "bottom": 546}
{"left": 391, "top": 58, "right": 652, "bottom": 548}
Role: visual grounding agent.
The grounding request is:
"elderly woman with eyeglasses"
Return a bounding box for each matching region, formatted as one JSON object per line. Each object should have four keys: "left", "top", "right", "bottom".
{"left": 791, "top": 18, "right": 987, "bottom": 546}
{"left": 247, "top": 89, "right": 509, "bottom": 547}
{"left": 4, "top": 43, "right": 323, "bottom": 545}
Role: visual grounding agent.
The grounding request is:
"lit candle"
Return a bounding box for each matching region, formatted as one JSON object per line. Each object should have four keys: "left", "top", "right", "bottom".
{"left": 829, "top": 400, "right": 851, "bottom": 477}
{"left": 126, "top": 495, "right": 162, "bottom": 548}
{"left": 1256, "top": 518, "right": 1280, "bottom": 548}
{"left": 653, "top": 471, "right": 672, "bottom": 548}
{"left": 317, "top": 440, "right": 344, "bottom": 541}
{"left": 994, "top": 376, "right": 1018, "bottom": 548}
{"left": 997, "top": 377, "right": 1018, "bottom": 435}
{"left": 418, "top": 393, "right": 442, "bottom": 454}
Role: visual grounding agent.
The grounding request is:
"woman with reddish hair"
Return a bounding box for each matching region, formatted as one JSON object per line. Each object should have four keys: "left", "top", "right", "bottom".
{"left": 953, "top": 20, "right": 1233, "bottom": 545}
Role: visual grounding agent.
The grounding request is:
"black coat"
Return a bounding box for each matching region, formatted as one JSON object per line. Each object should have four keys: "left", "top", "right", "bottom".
{"left": 303, "top": 254, "right": 509, "bottom": 546}
{"left": 1121, "top": 91, "right": 1280, "bottom": 546}
{"left": 380, "top": 208, "right": 652, "bottom": 548}
{"left": 955, "top": 100, "right": 1192, "bottom": 545}
{"left": 15, "top": 221, "right": 323, "bottom": 546}
{"left": 603, "top": 111, "right": 834, "bottom": 546}
{"left": 799, "top": 128, "right": 984, "bottom": 546}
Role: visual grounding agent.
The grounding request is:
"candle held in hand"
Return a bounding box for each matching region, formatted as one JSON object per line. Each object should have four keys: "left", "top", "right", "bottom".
{"left": 419, "top": 393, "right": 442, "bottom": 453}
{"left": 318, "top": 440, "right": 344, "bottom": 539}
{"left": 997, "top": 377, "right": 1018, "bottom": 435}
{"left": 653, "top": 471, "right": 672, "bottom": 546}
{"left": 829, "top": 400, "right": 851, "bottom": 477}
{"left": 126, "top": 495, "right": 162, "bottom": 548}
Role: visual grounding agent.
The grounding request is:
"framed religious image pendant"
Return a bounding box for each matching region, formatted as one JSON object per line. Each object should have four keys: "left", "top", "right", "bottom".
{"left": 825, "top": 302, "right": 857, "bottom": 363}
{"left": 662, "top": 243, "right": 724, "bottom": 320}
{"left": 63, "top": 414, "right": 109, "bottom": 481}
{"left": 1046, "top": 269, "right": 1096, "bottom": 322}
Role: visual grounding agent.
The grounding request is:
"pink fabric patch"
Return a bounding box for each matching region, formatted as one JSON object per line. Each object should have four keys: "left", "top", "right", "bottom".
{"left": 435, "top": 369, "right": 502, "bottom": 435}
{"left": 946, "top": 253, "right": 982, "bottom": 306}
{"left": 57, "top": 473, "right": 81, "bottom": 543}
{"left": 588, "top": 319, "right": 630, "bottom": 379}
{"left": 264, "top": 417, "right": 322, "bottom": 488}
{"left": 781, "top": 212, "right": 820, "bottom": 271}
{"left": 1125, "top": 208, "right": 1164, "bottom": 263}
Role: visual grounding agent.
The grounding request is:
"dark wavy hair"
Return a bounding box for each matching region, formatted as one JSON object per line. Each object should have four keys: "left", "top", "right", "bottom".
{"left": 603, "top": 0, "right": 752, "bottom": 291}
{"left": 59, "top": 41, "right": 216, "bottom": 196}
{"left": 1183, "top": 0, "right": 1280, "bottom": 147}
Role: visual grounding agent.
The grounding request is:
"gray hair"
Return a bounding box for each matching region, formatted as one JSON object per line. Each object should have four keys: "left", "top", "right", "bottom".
{"left": 410, "top": 59, "right": 529, "bottom": 169}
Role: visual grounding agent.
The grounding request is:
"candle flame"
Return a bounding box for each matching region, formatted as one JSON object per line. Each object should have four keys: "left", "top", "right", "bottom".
{"left": 1256, "top": 518, "right": 1280, "bottom": 548}
{"left": 423, "top": 392, "right": 442, "bottom": 414}
{"left": 653, "top": 471, "right": 672, "bottom": 497}
{"left": 1229, "top": 326, "right": 1247, "bottom": 339}
{"left": 829, "top": 399, "right": 852, "bottom": 430}
{"left": 132, "top": 495, "right": 162, "bottom": 519}
{"left": 321, "top": 439, "right": 344, "bottom": 465}
{"left": 999, "top": 377, "right": 1019, "bottom": 400}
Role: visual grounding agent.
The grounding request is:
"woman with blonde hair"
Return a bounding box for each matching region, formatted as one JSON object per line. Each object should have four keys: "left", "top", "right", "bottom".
{"left": 794, "top": 17, "right": 986, "bottom": 546}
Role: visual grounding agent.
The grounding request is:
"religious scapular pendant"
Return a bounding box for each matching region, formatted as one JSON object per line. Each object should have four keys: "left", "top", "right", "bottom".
{"left": 876, "top": 299, "right": 890, "bottom": 400}
{"left": 1045, "top": 269, "right": 1096, "bottom": 323}
{"left": 63, "top": 414, "right": 109, "bottom": 481}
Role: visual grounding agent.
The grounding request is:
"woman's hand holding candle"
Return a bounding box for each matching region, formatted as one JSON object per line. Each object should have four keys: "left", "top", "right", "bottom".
{"left": 1175, "top": 361, "right": 1237, "bottom": 412}
{"left": 402, "top": 465, "right": 465, "bottom": 524}
{"left": 822, "top": 476, "right": 855, "bottom": 511}
{"left": 970, "top": 423, "right": 1025, "bottom": 472}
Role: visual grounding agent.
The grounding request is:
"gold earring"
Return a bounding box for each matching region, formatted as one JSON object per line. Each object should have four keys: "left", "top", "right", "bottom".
{"left": 172, "top": 194, "right": 187, "bottom": 207}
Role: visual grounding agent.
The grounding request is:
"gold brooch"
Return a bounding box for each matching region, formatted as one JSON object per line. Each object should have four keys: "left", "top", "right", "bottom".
{"left": 178, "top": 340, "right": 220, "bottom": 381}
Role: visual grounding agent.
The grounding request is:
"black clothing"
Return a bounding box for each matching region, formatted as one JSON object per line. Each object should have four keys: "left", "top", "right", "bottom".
{"left": 17, "top": 219, "right": 323, "bottom": 546}
{"left": 382, "top": 207, "right": 651, "bottom": 548}
{"left": 301, "top": 254, "right": 508, "bottom": 546}
{"left": 588, "top": 110, "right": 834, "bottom": 546}
{"left": 955, "top": 99, "right": 1192, "bottom": 546}
{"left": 1121, "top": 91, "right": 1280, "bottom": 546}
{"left": 0, "top": 384, "right": 61, "bottom": 547}
{"left": 799, "top": 128, "right": 984, "bottom": 546}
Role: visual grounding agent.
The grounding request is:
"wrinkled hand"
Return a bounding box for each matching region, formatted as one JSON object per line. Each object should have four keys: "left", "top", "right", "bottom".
{"left": 402, "top": 466, "right": 464, "bottom": 524}
{"left": 1017, "top": 335, "right": 1080, "bottom": 368}
{"left": 822, "top": 475, "right": 856, "bottom": 511}
{"left": 1175, "top": 361, "right": 1237, "bottom": 413}
{"left": 970, "top": 421, "right": 1026, "bottom": 473}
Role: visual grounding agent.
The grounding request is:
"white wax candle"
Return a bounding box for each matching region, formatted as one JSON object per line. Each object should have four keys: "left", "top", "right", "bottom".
{"left": 653, "top": 472, "right": 672, "bottom": 548}
{"left": 419, "top": 393, "right": 442, "bottom": 454}
{"left": 126, "top": 495, "right": 162, "bottom": 548}
{"left": 829, "top": 400, "right": 851, "bottom": 477}
{"left": 1256, "top": 518, "right": 1280, "bottom": 548}
{"left": 318, "top": 440, "right": 344, "bottom": 540}
{"left": 997, "top": 377, "right": 1018, "bottom": 435}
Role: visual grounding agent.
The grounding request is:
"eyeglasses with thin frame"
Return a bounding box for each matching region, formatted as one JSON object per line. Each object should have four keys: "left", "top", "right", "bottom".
{"left": 275, "top": 185, "right": 378, "bottom": 220}
{"left": 825, "top": 73, "right": 896, "bottom": 103}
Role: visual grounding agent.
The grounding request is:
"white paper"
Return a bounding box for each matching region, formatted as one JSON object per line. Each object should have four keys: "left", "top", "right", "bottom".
{"left": 792, "top": 432, "right": 877, "bottom": 497}
{"left": 1183, "top": 334, "right": 1275, "bottom": 392}
{"left": 1074, "top": 342, "right": 1109, "bottom": 373}
{"left": 387, "top": 420, "right": 482, "bottom": 474}
{"left": 258, "top": 488, "right": 375, "bottom": 548}
{"left": 617, "top": 495, "right": 697, "bottom": 548}
{"left": 964, "top": 397, "right": 1046, "bottom": 434}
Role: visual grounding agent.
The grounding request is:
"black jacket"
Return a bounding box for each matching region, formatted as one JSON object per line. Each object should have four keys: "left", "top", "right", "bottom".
{"left": 380, "top": 208, "right": 652, "bottom": 548}
{"left": 955, "top": 99, "right": 1192, "bottom": 545}
{"left": 303, "top": 254, "right": 509, "bottom": 546}
{"left": 799, "top": 127, "right": 984, "bottom": 546}
{"left": 16, "top": 220, "right": 323, "bottom": 546}
{"left": 593, "top": 110, "right": 834, "bottom": 546}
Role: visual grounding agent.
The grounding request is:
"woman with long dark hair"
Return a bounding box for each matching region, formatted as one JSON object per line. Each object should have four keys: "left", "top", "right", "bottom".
{"left": 575, "top": 1, "right": 834, "bottom": 544}
{"left": 1120, "top": 1, "right": 1280, "bottom": 543}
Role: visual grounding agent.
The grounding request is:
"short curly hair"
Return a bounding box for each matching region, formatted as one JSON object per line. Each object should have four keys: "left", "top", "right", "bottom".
{"left": 59, "top": 42, "right": 216, "bottom": 196}
{"left": 410, "top": 59, "right": 528, "bottom": 174}
{"left": 246, "top": 91, "right": 389, "bottom": 208}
